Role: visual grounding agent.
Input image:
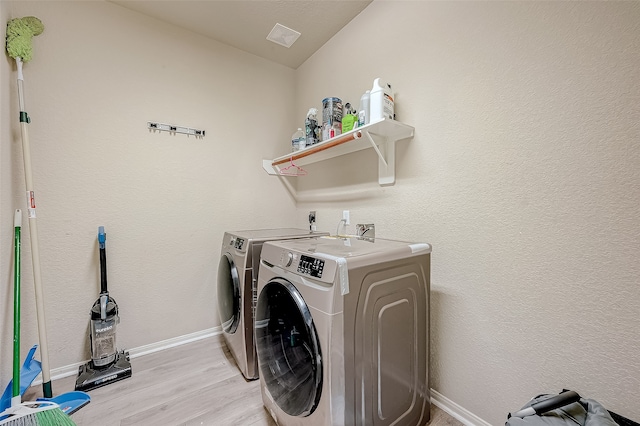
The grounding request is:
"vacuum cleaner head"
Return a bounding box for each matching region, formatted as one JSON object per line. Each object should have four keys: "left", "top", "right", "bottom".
{"left": 75, "top": 350, "right": 132, "bottom": 392}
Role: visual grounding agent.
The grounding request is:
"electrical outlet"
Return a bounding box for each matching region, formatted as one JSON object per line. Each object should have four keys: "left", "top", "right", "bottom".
{"left": 342, "top": 210, "right": 350, "bottom": 225}
{"left": 309, "top": 211, "right": 316, "bottom": 224}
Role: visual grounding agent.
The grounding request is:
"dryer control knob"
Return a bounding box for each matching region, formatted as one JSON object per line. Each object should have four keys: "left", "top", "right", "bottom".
{"left": 285, "top": 252, "right": 294, "bottom": 267}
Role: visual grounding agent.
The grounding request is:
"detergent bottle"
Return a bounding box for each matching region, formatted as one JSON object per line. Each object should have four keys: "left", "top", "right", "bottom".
{"left": 369, "top": 78, "right": 394, "bottom": 122}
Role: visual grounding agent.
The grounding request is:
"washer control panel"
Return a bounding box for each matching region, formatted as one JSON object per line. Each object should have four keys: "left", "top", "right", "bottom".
{"left": 266, "top": 244, "right": 337, "bottom": 285}
{"left": 230, "top": 237, "right": 245, "bottom": 251}
{"left": 297, "top": 255, "right": 325, "bottom": 278}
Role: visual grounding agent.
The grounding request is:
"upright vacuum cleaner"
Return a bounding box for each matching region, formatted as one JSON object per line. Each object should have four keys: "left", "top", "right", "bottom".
{"left": 75, "top": 226, "right": 132, "bottom": 391}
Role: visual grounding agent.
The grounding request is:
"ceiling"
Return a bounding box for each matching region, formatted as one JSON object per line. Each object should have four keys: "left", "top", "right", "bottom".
{"left": 110, "top": 0, "right": 373, "bottom": 69}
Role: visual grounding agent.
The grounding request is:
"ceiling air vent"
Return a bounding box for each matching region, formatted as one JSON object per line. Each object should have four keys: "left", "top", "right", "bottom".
{"left": 266, "top": 23, "right": 301, "bottom": 48}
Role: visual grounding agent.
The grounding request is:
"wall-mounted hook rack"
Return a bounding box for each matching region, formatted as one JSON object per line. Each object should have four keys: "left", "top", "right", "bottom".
{"left": 148, "top": 121, "right": 205, "bottom": 137}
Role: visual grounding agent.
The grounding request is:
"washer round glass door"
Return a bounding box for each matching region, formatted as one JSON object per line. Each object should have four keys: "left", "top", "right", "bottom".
{"left": 255, "top": 278, "right": 322, "bottom": 417}
{"left": 217, "top": 253, "right": 240, "bottom": 334}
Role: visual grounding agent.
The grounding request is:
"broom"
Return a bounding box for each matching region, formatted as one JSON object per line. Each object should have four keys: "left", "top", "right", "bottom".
{"left": 5, "top": 16, "right": 53, "bottom": 399}
{"left": 0, "top": 211, "right": 75, "bottom": 426}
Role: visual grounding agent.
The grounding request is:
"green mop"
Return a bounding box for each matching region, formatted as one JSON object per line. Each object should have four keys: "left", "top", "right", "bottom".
{"left": 2, "top": 17, "right": 77, "bottom": 426}
{"left": 6, "top": 15, "right": 91, "bottom": 413}
{"left": 5, "top": 13, "right": 51, "bottom": 399}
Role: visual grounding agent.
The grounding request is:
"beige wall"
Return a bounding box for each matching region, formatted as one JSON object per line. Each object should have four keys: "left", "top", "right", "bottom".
{"left": 295, "top": 1, "right": 640, "bottom": 424}
{"left": 0, "top": 0, "right": 297, "bottom": 388}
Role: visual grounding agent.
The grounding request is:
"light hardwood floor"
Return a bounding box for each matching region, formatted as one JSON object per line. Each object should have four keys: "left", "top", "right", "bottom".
{"left": 24, "top": 335, "right": 463, "bottom": 425}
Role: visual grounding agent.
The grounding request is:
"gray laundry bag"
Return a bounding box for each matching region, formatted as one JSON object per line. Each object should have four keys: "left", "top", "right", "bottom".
{"left": 506, "top": 392, "right": 619, "bottom": 426}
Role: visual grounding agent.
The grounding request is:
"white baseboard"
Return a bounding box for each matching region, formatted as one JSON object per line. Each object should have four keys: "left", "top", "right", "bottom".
{"left": 128, "top": 327, "right": 221, "bottom": 359}
{"left": 431, "top": 388, "right": 492, "bottom": 426}
{"left": 34, "top": 327, "right": 222, "bottom": 384}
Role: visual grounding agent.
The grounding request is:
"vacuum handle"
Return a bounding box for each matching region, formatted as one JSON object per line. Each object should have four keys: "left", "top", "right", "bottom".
{"left": 98, "top": 226, "right": 108, "bottom": 294}
{"left": 99, "top": 247, "right": 108, "bottom": 294}
{"left": 509, "top": 390, "right": 581, "bottom": 418}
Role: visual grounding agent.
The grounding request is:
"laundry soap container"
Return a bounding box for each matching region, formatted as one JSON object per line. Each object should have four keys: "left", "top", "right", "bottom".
{"left": 370, "top": 78, "right": 394, "bottom": 122}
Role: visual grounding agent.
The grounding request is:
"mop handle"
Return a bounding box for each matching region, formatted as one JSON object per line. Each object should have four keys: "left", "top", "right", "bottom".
{"left": 16, "top": 58, "right": 52, "bottom": 398}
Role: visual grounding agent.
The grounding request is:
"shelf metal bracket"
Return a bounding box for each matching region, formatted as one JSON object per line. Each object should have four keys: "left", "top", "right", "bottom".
{"left": 364, "top": 130, "right": 395, "bottom": 186}
{"left": 378, "top": 138, "right": 396, "bottom": 186}
{"left": 362, "top": 130, "right": 388, "bottom": 167}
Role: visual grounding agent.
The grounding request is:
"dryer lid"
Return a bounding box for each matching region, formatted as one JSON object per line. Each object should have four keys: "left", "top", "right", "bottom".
{"left": 269, "top": 236, "right": 431, "bottom": 259}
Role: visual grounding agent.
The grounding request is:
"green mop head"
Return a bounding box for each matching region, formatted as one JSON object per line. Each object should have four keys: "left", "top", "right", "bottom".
{"left": 6, "top": 16, "right": 44, "bottom": 62}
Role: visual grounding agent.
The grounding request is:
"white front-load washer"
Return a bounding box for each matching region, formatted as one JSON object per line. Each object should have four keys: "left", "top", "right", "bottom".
{"left": 255, "top": 236, "right": 432, "bottom": 425}
{"left": 217, "top": 229, "right": 327, "bottom": 380}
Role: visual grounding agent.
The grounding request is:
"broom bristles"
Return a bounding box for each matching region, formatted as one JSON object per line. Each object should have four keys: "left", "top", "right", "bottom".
{"left": 0, "top": 401, "right": 76, "bottom": 426}
{"left": 34, "top": 408, "right": 76, "bottom": 426}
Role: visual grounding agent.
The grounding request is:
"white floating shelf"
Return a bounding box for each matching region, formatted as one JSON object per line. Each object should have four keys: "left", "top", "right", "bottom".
{"left": 262, "top": 118, "right": 414, "bottom": 186}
